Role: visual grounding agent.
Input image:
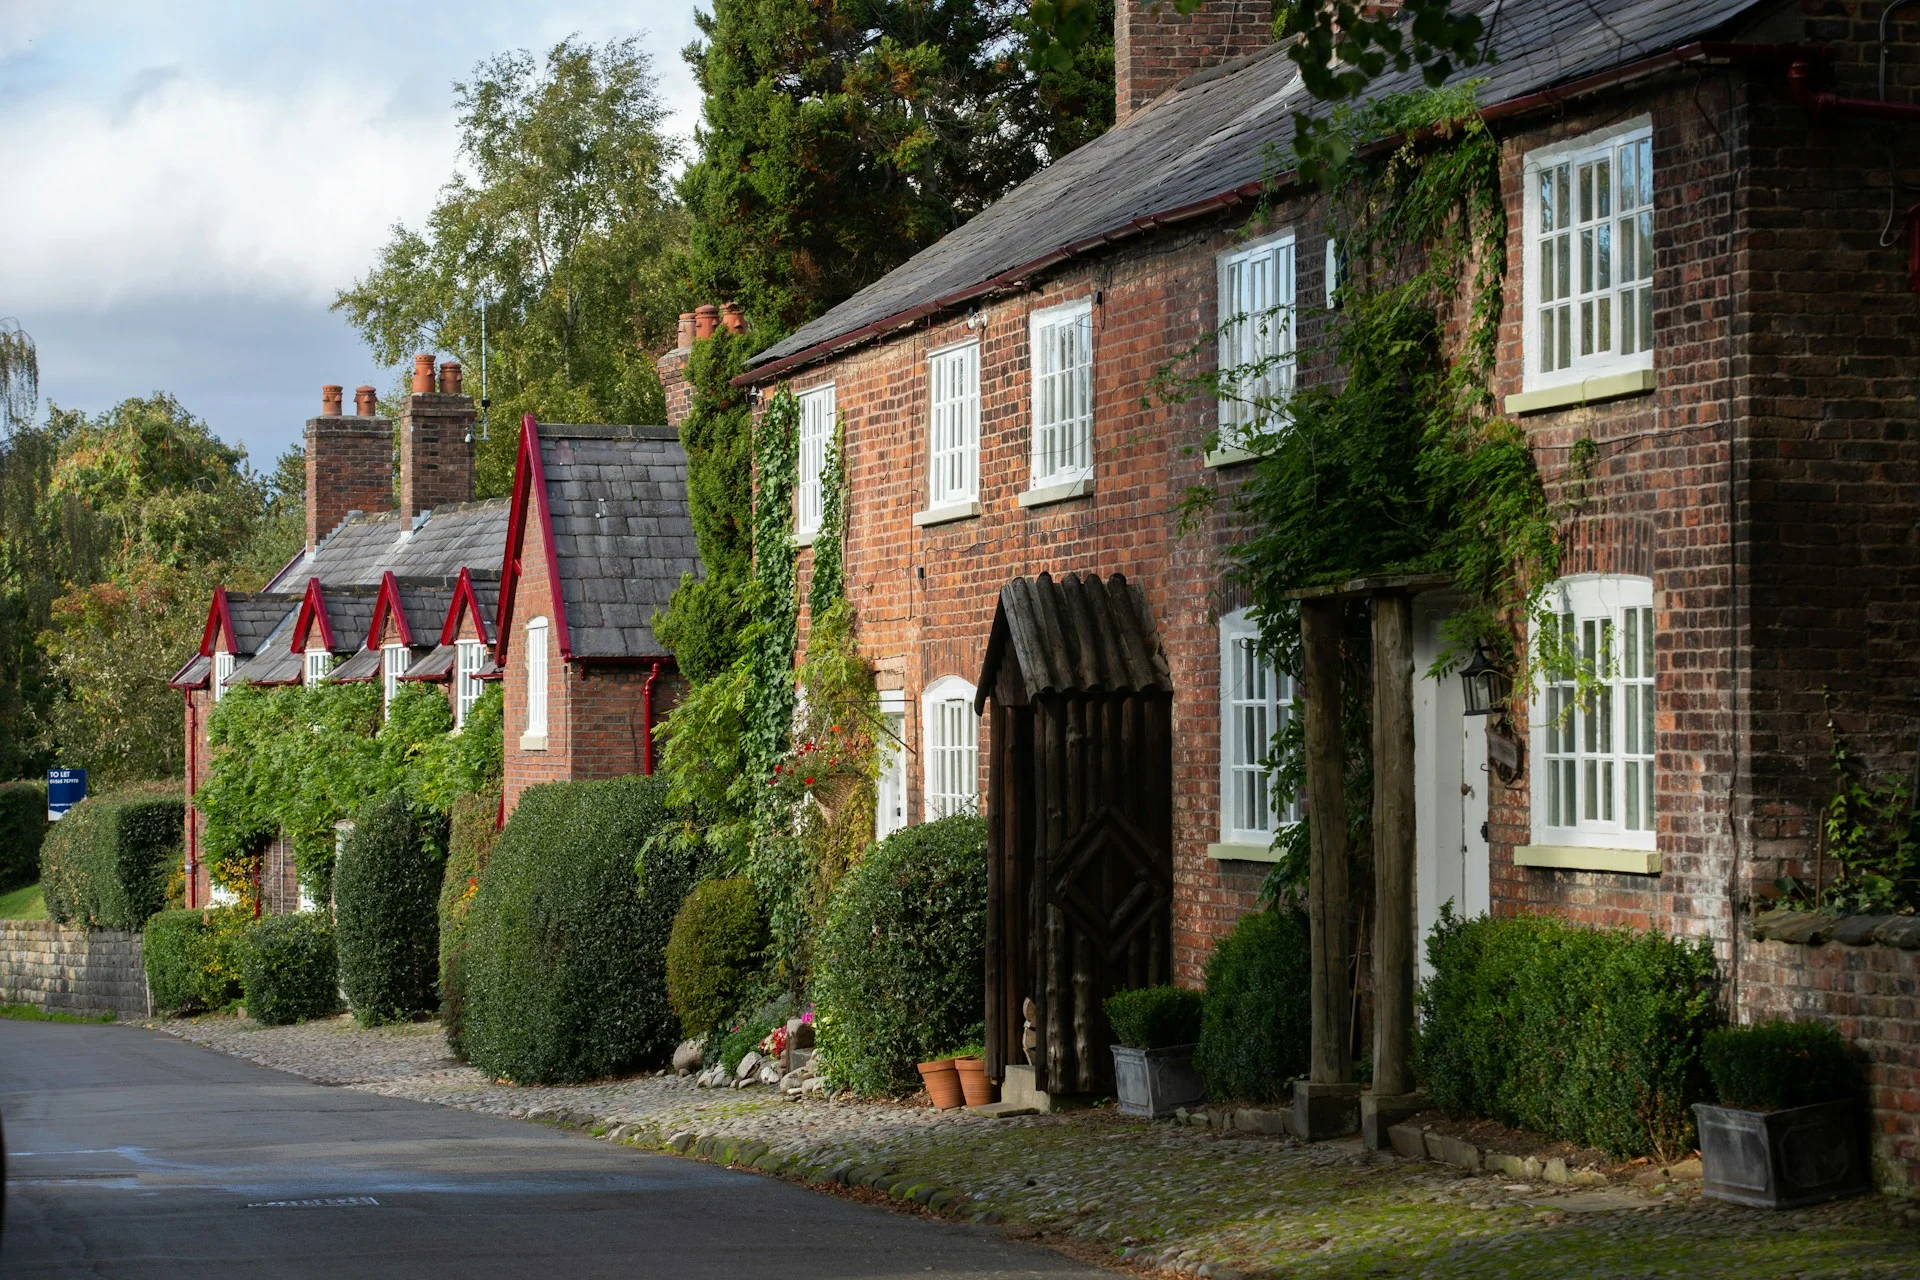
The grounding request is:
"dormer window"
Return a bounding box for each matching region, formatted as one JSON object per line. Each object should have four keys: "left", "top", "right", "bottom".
{"left": 303, "top": 649, "right": 333, "bottom": 687}
{"left": 212, "top": 651, "right": 235, "bottom": 702}
{"left": 382, "top": 644, "right": 408, "bottom": 714}
{"left": 455, "top": 640, "right": 486, "bottom": 728}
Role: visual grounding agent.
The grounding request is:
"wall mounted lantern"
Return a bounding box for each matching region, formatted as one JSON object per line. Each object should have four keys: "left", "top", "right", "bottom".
{"left": 1459, "top": 639, "right": 1512, "bottom": 717}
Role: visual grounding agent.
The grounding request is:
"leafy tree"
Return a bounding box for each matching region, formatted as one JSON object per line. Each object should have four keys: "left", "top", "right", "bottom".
{"left": 0, "top": 318, "right": 36, "bottom": 437}
{"left": 335, "top": 36, "right": 689, "bottom": 498}
{"left": 680, "top": 0, "right": 1115, "bottom": 333}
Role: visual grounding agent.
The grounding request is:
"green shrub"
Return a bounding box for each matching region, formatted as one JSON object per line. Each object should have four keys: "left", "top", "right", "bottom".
{"left": 666, "top": 877, "right": 767, "bottom": 1038}
{"left": 437, "top": 788, "right": 501, "bottom": 1060}
{"left": 717, "top": 1016, "right": 779, "bottom": 1074}
{"left": 462, "top": 777, "right": 693, "bottom": 1084}
{"left": 239, "top": 912, "right": 340, "bottom": 1026}
{"left": 143, "top": 906, "right": 248, "bottom": 1014}
{"left": 813, "top": 814, "right": 987, "bottom": 1096}
{"left": 1416, "top": 909, "right": 1719, "bottom": 1160}
{"left": 1106, "top": 985, "right": 1204, "bottom": 1050}
{"left": 1196, "top": 907, "right": 1312, "bottom": 1103}
{"left": 334, "top": 792, "right": 444, "bottom": 1026}
{"left": 1705, "top": 1019, "right": 1855, "bottom": 1111}
{"left": 0, "top": 782, "right": 47, "bottom": 893}
{"left": 40, "top": 785, "right": 183, "bottom": 930}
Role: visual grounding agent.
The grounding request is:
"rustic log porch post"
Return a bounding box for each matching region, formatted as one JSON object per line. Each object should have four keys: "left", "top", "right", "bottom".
{"left": 1292, "top": 596, "right": 1362, "bottom": 1140}
{"left": 1362, "top": 589, "right": 1429, "bottom": 1149}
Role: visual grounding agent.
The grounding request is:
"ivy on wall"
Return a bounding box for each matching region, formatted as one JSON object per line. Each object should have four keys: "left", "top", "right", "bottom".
{"left": 195, "top": 681, "right": 502, "bottom": 906}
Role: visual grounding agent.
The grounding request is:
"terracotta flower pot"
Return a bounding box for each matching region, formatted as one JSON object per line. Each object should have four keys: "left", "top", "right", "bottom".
{"left": 918, "top": 1058, "right": 963, "bottom": 1110}
{"left": 953, "top": 1056, "right": 994, "bottom": 1107}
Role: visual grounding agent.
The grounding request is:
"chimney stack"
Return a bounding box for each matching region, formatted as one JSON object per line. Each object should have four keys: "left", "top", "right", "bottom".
{"left": 1114, "top": 0, "right": 1274, "bottom": 125}
{"left": 307, "top": 383, "right": 394, "bottom": 552}
{"left": 354, "top": 385, "right": 378, "bottom": 416}
{"left": 398, "top": 353, "right": 477, "bottom": 523}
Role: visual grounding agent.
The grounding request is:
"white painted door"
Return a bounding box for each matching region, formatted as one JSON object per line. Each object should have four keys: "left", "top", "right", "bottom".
{"left": 1413, "top": 608, "right": 1493, "bottom": 983}
{"left": 875, "top": 710, "right": 907, "bottom": 841}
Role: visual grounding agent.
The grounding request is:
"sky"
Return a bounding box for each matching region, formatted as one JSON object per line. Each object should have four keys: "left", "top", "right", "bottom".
{"left": 0, "top": 0, "right": 704, "bottom": 468}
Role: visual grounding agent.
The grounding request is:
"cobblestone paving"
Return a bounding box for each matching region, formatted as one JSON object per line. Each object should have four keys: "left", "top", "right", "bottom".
{"left": 158, "top": 1015, "right": 1920, "bottom": 1279}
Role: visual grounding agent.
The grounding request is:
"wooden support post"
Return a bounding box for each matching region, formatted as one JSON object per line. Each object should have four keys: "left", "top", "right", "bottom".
{"left": 1369, "top": 591, "right": 1416, "bottom": 1099}
{"left": 1300, "top": 598, "right": 1350, "bottom": 1086}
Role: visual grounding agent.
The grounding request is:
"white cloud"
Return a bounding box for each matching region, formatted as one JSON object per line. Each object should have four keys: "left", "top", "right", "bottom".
{"left": 0, "top": 66, "right": 452, "bottom": 310}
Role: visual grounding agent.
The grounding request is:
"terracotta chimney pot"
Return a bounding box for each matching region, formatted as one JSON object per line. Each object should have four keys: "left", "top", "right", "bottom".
{"left": 355, "top": 385, "right": 378, "bottom": 416}
{"left": 438, "top": 361, "right": 463, "bottom": 395}
{"left": 676, "top": 312, "right": 697, "bottom": 349}
{"left": 412, "top": 353, "right": 435, "bottom": 394}
{"left": 720, "top": 302, "right": 745, "bottom": 335}
{"left": 693, "top": 304, "right": 720, "bottom": 341}
{"left": 321, "top": 384, "right": 343, "bottom": 416}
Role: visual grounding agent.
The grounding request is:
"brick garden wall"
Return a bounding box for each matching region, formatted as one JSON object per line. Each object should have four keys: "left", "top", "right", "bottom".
{"left": 0, "top": 920, "right": 148, "bottom": 1018}
{"left": 1740, "top": 935, "right": 1920, "bottom": 1196}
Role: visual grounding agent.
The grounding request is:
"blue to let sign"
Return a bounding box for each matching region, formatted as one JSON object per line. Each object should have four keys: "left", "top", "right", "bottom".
{"left": 47, "top": 768, "right": 86, "bottom": 821}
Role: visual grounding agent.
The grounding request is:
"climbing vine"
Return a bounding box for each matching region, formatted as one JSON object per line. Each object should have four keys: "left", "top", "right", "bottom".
{"left": 195, "top": 680, "right": 502, "bottom": 907}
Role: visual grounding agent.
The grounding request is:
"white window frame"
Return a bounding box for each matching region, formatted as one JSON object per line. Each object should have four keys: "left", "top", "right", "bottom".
{"left": 921, "top": 675, "right": 979, "bottom": 821}
{"left": 212, "top": 650, "right": 235, "bottom": 702}
{"left": 795, "top": 384, "right": 834, "bottom": 539}
{"left": 1523, "top": 117, "right": 1655, "bottom": 393}
{"left": 1219, "top": 608, "right": 1300, "bottom": 846}
{"left": 1028, "top": 298, "right": 1094, "bottom": 490}
{"left": 303, "top": 648, "right": 333, "bottom": 687}
{"left": 455, "top": 640, "right": 486, "bottom": 730}
{"left": 1217, "top": 232, "right": 1296, "bottom": 450}
{"left": 381, "top": 644, "right": 408, "bottom": 714}
{"left": 1531, "top": 575, "right": 1656, "bottom": 851}
{"left": 876, "top": 690, "right": 908, "bottom": 842}
{"left": 524, "top": 617, "right": 549, "bottom": 739}
{"left": 927, "top": 340, "right": 980, "bottom": 508}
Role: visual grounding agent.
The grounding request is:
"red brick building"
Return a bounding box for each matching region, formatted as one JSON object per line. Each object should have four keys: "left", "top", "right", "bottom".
{"left": 665, "top": 0, "right": 1920, "bottom": 1177}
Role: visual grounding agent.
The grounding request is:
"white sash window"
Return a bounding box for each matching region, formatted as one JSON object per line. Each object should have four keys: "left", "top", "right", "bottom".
{"left": 303, "top": 649, "right": 333, "bottom": 687}
{"left": 1219, "top": 608, "right": 1299, "bottom": 845}
{"left": 381, "top": 644, "right": 408, "bottom": 713}
{"left": 1217, "top": 233, "right": 1296, "bottom": 450}
{"left": 212, "top": 650, "right": 235, "bottom": 702}
{"left": 1029, "top": 299, "right": 1093, "bottom": 488}
{"left": 455, "top": 640, "right": 487, "bottom": 729}
{"left": 927, "top": 342, "right": 980, "bottom": 507}
{"left": 1533, "top": 576, "right": 1656, "bottom": 849}
{"left": 922, "top": 676, "right": 979, "bottom": 820}
{"left": 525, "top": 617, "right": 549, "bottom": 737}
{"left": 795, "top": 384, "right": 834, "bottom": 537}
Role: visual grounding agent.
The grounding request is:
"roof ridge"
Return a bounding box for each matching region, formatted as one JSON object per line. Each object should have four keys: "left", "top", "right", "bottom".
{"left": 538, "top": 423, "right": 679, "bottom": 441}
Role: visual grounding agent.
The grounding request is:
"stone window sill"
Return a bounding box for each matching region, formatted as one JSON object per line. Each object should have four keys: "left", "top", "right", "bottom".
{"left": 912, "top": 499, "right": 981, "bottom": 527}
{"left": 793, "top": 528, "right": 816, "bottom": 549}
{"left": 1017, "top": 475, "right": 1094, "bottom": 509}
{"left": 1207, "top": 840, "right": 1282, "bottom": 864}
{"left": 1514, "top": 844, "right": 1660, "bottom": 875}
{"left": 1204, "top": 445, "right": 1261, "bottom": 469}
{"left": 1504, "top": 368, "right": 1656, "bottom": 415}
{"left": 518, "top": 732, "right": 548, "bottom": 752}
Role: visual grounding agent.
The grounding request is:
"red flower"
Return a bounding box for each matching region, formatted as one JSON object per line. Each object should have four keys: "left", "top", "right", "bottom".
{"left": 804, "top": 776, "right": 815, "bottom": 786}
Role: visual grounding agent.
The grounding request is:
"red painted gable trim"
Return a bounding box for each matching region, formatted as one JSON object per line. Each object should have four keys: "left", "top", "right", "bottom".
{"left": 198, "top": 586, "right": 235, "bottom": 658}
{"left": 288, "top": 577, "right": 336, "bottom": 654}
{"left": 366, "top": 571, "right": 412, "bottom": 650}
{"left": 494, "top": 414, "right": 573, "bottom": 666}
{"left": 440, "top": 566, "right": 492, "bottom": 648}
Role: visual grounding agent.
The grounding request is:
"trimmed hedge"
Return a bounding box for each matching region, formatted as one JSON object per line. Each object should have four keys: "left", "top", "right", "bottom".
{"left": 1195, "top": 906, "right": 1312, "bottom": 1103}
{"left": 1416, "top": 909, "right": 1719, "bottom": 1160}
{"left": 437, "top": 789, "right": 501, "bottom": 1060}
{"left": 239, "top": 912, "right": 340, "bottom": 1026}
{"left": 462, "top": 777, "right": 693, "bottom": 1084}
{"left": 813, "top": 814, "right": 988, "bottom": 1097}
{"left": 1106, "top": 984, "right": 1204, "bottom": 1050}
{"left": 0, "top": 781, "right": 47, "bottom": 893}
{"left": 40, "top": 785, "right": 184, "bottom": 930}
{"left": 143, "top": 906, "right": 249, "bottom": 1015}
{"left": 334, "top": 792, "right": 444, "bottom": 1026}
{"left": 1705, "top": 1019, "right": 1855, "bottom": 1111}
{"left": 666, "top": 876, "right": 767, "bottom": 1038}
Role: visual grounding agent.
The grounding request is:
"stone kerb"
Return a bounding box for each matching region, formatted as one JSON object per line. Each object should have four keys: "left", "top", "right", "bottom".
{"left": 0, "top": 918, "right": 150, "bottom": 1018}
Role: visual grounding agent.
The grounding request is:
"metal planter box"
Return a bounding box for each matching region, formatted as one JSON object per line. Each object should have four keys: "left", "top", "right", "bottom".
{"left": 1111, "top": 1044, "right": 1206, "bottom": 1118}
{"left": 1693, "top": 1099, "right": 1870, "bottom": 1209}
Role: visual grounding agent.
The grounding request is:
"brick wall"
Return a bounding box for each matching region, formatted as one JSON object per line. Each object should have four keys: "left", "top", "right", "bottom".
{"left": 1114, "top": 0, "right": 1273, "bottom": 123}
{"left": 185, "top": 684, "right": 212, "bottom": 908}
{"left": 502, "top": 534, "right": 569, "bottom": 813}
{"left": 305, "top": 413, "right": 393, "bottom": 550}
{"left": 0, "top": 920, "right": 148, "bottom": 1018}
{"left": 1740, "top": 936, "right": 1920, "bottom": 1195}
{"left": 398, "top": 391, "right": 477, "bottom": 520}
{"left": 659, "top": 346, "right": 693, "bottom": 429}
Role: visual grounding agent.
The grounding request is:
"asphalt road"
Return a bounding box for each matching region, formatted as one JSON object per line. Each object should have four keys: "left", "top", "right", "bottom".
{"left": 0, "top": 1020, "right": 1094, "bottom": 1279}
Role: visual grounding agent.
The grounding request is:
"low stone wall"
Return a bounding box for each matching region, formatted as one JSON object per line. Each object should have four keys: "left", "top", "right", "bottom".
{"left": 1739, "top": 910, "right": 1920, "bottom": 1196}
{"left": 0, "top": 919, "right": 149, "bottom": 1018}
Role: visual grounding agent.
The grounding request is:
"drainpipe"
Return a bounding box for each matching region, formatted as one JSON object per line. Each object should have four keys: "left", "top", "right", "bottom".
{"left": 641, "top": 660, "right": 664, "bottom": 775}
{"left": 184, "top": 689, "right": 197, "bottom": 910}
{"left": 1786, "top": 59, "right": 1920, "bottom": 123}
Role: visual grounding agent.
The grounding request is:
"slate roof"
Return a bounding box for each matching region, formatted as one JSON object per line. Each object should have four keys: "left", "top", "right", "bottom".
{"left": 226, "top": 592, "right": 304, "bottom": 655}
{"left": 311, "top": 586, "right": 380, "bottom": 655}
{"left": 536, "top": 425, "right": 702, "bottom": 660}
{"left": 977, "top": 572, "right": 1173, "bottom": 712}
{"left": 226, "top": 610, "right": 301, "bottom": 687}
{"left": 401, "top": 644, "right": 457, "bottom": 682}
{"left": 328, "top": 646, "right": 386, "bottom": 683}
{"left": 169, "top": 654, "right": 210, "bottom": 690}
{"left": 392, "top": 579, "right": 459, "bottom": 646}
{"left": 747, "top": 0, "right": 1772, "bottom": 376}
{"left": 265, "top": 500, "right": 510, "bottom": 592}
